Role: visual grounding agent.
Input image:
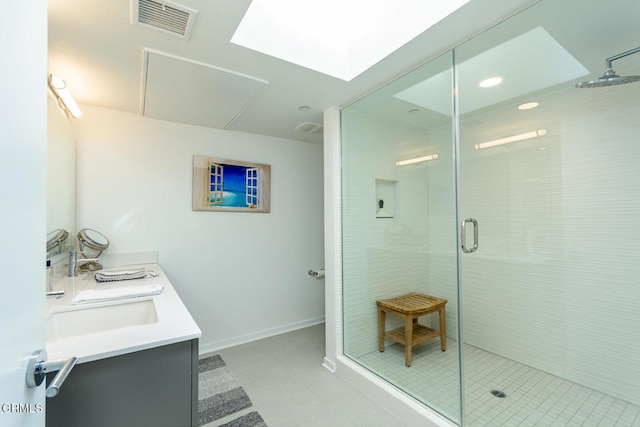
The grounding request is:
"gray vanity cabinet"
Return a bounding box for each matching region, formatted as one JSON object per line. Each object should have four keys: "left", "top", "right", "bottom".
{"left": 46, "top": 339, "right": 199, "bottom": 427}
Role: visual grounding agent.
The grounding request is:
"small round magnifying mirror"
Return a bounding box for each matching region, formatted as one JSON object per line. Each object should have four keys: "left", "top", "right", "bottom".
{"left": 77, "top": 228, "right": 109, "bottom": 271}
{"left": 46, "top": 229, "right": 69, "bottom": 254}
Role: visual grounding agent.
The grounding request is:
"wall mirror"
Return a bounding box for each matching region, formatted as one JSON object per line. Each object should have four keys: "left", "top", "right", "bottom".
{"left": 46, "top": 94, "right": 77, "bottom": 259}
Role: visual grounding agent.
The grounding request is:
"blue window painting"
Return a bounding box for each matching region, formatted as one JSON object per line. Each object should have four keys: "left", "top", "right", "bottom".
{"left": 209, "top": 163, "right": 259, "bottom": 208}
{"left": 193, "top": 155, "right": 271, "bottom": 213}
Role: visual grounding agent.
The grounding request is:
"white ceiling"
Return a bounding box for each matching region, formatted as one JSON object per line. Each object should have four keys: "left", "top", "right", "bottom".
{"left": 47, "top": 0, "right": 539, "bottom": 144}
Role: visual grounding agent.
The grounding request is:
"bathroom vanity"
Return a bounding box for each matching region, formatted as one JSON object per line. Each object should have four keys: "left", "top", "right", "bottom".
{"left": 44, "top": 263, "right": 201, "bottom": 427}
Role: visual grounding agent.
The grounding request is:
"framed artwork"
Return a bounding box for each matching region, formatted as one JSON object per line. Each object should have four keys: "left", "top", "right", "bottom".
{"left": 192, "top": 155, "right": 271, "bottom": 213}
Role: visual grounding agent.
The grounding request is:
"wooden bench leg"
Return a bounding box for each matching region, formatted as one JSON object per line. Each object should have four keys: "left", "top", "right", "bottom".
{"left": 378, "top": 307, "right": 386, "bottom": 352}
{"left": 439, "top": 307, "right": 447, "bottom": 352}
{"left": 404, "top": 315, "right": 413, "bottom": 367}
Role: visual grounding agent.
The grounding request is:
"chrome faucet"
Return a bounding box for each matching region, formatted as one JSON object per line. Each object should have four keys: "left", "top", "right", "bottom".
{"left": 46, "top": 290, "right": 66, "bottom": 298}
{"left": 68, "top": 250, "right": 99, "bottom": 277}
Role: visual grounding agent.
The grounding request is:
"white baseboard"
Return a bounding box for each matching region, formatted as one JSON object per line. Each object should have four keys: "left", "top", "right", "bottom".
{"left": 198, "top": 316, "right": 325, "bottom": 356}
{"left": 322, "top": 357, "right": 336, "bottom": 373}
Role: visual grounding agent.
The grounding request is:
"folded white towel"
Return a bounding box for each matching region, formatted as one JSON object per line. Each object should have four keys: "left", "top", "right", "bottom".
{"left": 72, "top": 284, "right": 164, "bottom": 305}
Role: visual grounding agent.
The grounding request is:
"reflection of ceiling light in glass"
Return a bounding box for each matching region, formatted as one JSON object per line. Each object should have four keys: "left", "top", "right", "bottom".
{"left": 518, "top": 102, "right": 539, "bottom": 110}
{"left": 396, "top": 154, "right": 439, "bottom": 166}
{"left": 231, "top": 0, "right": 471, "bottom": 81}
{"left": 394, "top": 28, "right": 589, "bottom": 116}
{"left": 474, "top": 129, "right": 547, "bottom": 150}
{"left": 479, "top": 76, "right": 504, "bottom": 88}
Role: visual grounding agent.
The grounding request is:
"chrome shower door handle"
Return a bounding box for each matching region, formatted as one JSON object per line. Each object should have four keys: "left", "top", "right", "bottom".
{"left": 461, "top": 218, "right": 479, "bottom": 253}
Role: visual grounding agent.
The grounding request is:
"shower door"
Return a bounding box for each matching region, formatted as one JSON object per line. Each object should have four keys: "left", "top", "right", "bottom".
{"left": 341, "top": 51, "right": 463, "bottom": 424}
{"left": 341, "top": 0, "right": 640, "bottom": 424}
{"left": 455, "top": 0, "right": 640, "bottom": 425}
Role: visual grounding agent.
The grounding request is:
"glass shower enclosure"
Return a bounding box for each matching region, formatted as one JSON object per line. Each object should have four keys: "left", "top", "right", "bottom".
{"left": 340, "top": 0, "right": 640, "bottom": 425}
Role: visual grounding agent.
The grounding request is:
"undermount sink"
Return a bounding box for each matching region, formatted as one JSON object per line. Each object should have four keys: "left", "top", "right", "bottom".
{"left": 47, "top": 298, "right": 159, "bottom": 341}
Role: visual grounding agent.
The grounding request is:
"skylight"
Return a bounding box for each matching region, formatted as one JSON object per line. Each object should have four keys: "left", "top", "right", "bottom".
{"left": 231, "top": 0, "right": 471, "bottom": 81}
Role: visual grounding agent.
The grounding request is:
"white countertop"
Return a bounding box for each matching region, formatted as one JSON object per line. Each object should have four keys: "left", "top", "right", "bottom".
{"left": 46, "top": 263, "right": 201, "bottom": 364}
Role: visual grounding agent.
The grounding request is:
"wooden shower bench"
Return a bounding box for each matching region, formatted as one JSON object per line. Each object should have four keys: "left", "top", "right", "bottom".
{"left": 376, "top": 292, "right": 447, "bottom": 367}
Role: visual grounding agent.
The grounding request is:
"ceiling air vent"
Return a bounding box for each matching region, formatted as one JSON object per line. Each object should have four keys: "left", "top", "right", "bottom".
{"left": 132, "top": 0, "right": 198, "bottom": 38}
{"left": 295, "top": 122, "right": 323, "bottom": 134}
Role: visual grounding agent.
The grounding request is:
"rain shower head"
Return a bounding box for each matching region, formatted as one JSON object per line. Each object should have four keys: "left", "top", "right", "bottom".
{"left": 576, "top": 69, "right": 640, "bottom": 88}
{"left": 576, "top": 46, "right": 640, "bottom": 88}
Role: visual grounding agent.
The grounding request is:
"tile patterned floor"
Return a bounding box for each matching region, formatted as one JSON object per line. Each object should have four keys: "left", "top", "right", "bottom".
{"left": 201, "top": 324, "right": 639, "bottom": 426}
{"left": 357, "top": 340, "right": 640, "bottom": 426}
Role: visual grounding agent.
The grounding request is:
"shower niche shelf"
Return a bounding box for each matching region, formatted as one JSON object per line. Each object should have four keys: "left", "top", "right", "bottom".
{"left": 375, "top": 179, "right": 397, "bottom": 218}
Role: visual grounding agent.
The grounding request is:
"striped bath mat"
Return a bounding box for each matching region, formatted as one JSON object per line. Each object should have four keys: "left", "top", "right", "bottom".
{"left": 198, "top": 355, "right": 267, "bottom": 426}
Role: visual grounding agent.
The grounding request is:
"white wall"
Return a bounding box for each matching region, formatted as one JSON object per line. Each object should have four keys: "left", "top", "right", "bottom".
{"left": 72, "top": 106, "right": 325, "bottom": 352}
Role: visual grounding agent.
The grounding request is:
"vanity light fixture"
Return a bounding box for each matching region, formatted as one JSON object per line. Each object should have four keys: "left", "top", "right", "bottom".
{"left": 48, "top": 74, "right": 83, "bottom": 119}
{"left": 474, "top": 129, "right": 547, "bottom": 150}
{"left": 396, "top": 154, "right": 439, "bottom": 166}
{"left": 479, "top": 76, "right": 504, "bottom": 88}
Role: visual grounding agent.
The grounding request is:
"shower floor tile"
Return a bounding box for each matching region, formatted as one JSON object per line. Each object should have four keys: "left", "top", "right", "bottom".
{"left": 355, "top": 340, "right": 640, "bottom": 426}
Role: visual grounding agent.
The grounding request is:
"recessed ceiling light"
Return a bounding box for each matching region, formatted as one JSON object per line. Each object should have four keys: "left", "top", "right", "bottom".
{"left": 408, "top": 109, "right": 420, "bottom": 115}
{"left": 479, "top": 76, "right": 504, "bottom": 88}
{"left": 231, "top": 0, "right": 471, "bottom": 81}
{"left": 518, "top": 102, "right": 539, "bottom": 110}
{"left": 298, "top": 106, "right": 311, "bottom": 112}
